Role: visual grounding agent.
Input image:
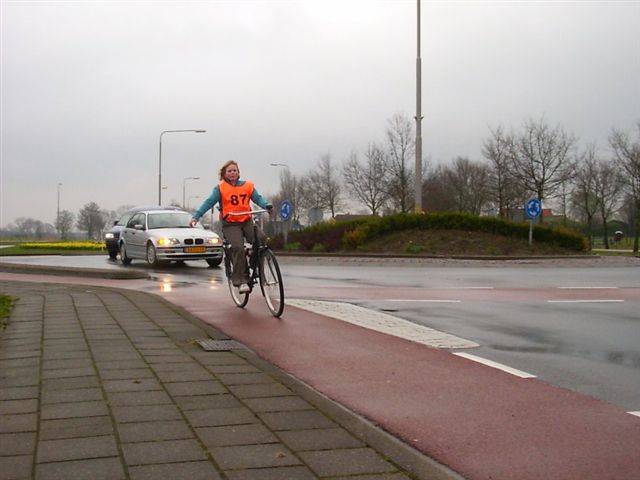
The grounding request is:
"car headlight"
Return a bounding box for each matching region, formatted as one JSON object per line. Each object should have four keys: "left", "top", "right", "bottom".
{"left": 157, "top": 237, "right": 179, "bottom": 246}
{"left": 206, "top": 237, "right": 223, "bottom": 246}
{"left": 105, "top": 233, "right": 114, "bottom": 239}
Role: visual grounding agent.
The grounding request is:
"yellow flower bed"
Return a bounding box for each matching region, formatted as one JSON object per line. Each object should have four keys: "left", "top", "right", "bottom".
{"left": 21, "top": 242, "right": 104, "bottom": 250}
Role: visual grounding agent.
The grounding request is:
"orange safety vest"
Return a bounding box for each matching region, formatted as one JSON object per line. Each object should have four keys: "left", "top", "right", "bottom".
{"left": 219, "top": 180, "right": 254, "bottom": 223}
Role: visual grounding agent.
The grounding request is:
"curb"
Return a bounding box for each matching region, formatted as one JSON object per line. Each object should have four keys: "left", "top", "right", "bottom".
{"left": 0, "top": 262, "right": 148, "bottom": 279}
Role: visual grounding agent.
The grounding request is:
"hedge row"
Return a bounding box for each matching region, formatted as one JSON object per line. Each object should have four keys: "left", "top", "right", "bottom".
{"left": 271, "top": 213, "right": 587, "bottom": 252}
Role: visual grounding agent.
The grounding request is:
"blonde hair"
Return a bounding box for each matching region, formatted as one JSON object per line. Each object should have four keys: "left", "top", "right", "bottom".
{"left": 219, "top": 160, "right": 239, "bottom": 181}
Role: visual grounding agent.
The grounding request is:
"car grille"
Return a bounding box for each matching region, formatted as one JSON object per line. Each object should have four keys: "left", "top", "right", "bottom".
{"left": 184, "top": 238, "right": 205, "bottom": 245}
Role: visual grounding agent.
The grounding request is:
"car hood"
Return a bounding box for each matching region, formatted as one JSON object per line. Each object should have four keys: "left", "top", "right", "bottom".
{"left": 146, "top": 227, "right": 221, "bottom": 239}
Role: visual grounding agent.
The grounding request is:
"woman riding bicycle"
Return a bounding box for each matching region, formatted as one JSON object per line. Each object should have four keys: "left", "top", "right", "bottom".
{"left": 191, "top": 160, "right": 272, "bottom": 293}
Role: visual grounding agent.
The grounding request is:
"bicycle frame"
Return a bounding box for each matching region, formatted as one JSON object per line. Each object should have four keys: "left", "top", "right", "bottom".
{"left": 222, "top": 209, "right": 285, "bottom": 317}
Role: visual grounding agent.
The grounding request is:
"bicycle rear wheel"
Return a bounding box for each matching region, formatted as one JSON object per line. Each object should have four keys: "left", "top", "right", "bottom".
{"left": 225, "top": 248, "right": 249, "bottom": 308}
{"left": 259, "top": 249, "right": 284, "bottom": 317}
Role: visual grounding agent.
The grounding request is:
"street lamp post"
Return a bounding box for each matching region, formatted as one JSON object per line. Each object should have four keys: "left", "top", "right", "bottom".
{"left": 158, "top": 129, "right": 206, "bottom": 205}
{"left": 187, "top": 195, "right": 200, "bottom": 210}
{"left": 57, "top": 183, "right": 62, "bottom": 239}
{"left": 182, "top": 176, "right": 200, "bottom": 209}
{"left": 414, "top": 0, "right": 423, "bottom": 213}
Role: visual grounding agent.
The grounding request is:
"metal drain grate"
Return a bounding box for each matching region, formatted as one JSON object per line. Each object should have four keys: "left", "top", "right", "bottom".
{"left": 196, "top": 339, "right": 246, "bottom": 351}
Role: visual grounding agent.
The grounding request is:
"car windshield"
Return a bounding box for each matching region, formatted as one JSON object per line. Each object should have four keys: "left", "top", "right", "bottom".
{"left": 147, "top": 212, "right": 193, "bottom": 229}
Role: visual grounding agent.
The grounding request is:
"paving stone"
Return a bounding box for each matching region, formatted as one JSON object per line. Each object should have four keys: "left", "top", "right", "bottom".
{"left": 259, "top": 410, "right": 336, "bottom": 431}
{"left": 0, "top": 413, "right": 37, "bottom": 433}
{"left": 106, "top": 390, "right": 173, "bottom": 406}
{"left": 41, "top": 387, "right": 104, "bottom": 404}
{"left": 0, "top": 454, "right": 32, "bottom": 480}
{"left": 0, "top": 386, "right": 38, "bottom": 401}
{"left": 118, "top": 420, "right": 194, "bottom": 443}
{"left": 42, "top": 376, "right": 100, "bottom": 390}
{"left": 40, "top": 416, "right": 114, "bottom": 441}
{"left": 300, "top": 448, "right": 396, "bottom": 477}
{"left": 243, "top": 396, "right": 312, "bottom": 413}
{"left": 331, "top": 474, "right": 412, "bottom": 480}
{"left": 0, "top": 398, "right": 38, "bottom": 415}
{"left": 191, "top": 352, "right": 249, "bottom": 366}
{"left": 128, "top": 461, "right": 222, "bottom": 480}
{"left": 164, "top": 380, "right": 227, "bottom": 396}
{"left": 42, "top": 358, "right": 93, "bottom": 370}
{"left": 144, "top": 355, "right": 195, "bottom": 364}
{"left": 196, "top": 423, "right": 277, "bottom": 448}
{"left": 174, "top": 394, "right": 243, "bottom": 411}
{"left": 206, "top": 364, "right": 261, "bottom": 374}
{"left": 42, "top": 367, "right": 97, "bottom": 379}
{"left": 183, "top": 406, "right": 257, "bottom": 428}
{"left": 154, "top": 369, "right": 213, "bottom": 382}
{"left": 0, "top": 432, "right": 36, "bottom": 455}
{"left": 0, "top": 357, "right": 39, "bottom": 368}
{"left": 122, "top": 439, "right": 207, "bottom": 466}
{"left": 225, "top": 466, "right": 318, "bottom": 480}
{"left": 34, "top": 457, "right": 125, "bottom": 480}
{"left": 94, "top": 359, "right": 148, "bottom": 370}
{"left": 277, "top": 428, "right": 364, "bottom": 451}
{"left": 103, "top": 378, "right": 162, "bottom": 393}
{"left": 228, "top": 383, "right": 292, "bottom": 399}
{"left": 41, "top": 401, "right": 108, "bottom": 420}
{"left": 99, "top": 368, "right": 155, "bottom": 380}
{"left": 37, "top": 435, "right": 118, "bottom": 463}
{"left": 211, "top": 443, "right": 301, "bottom": 470}
{"left": 112, "top": 404, "right": 182, "bottom": 423}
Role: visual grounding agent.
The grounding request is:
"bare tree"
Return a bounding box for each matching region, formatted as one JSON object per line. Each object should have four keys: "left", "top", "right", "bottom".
{"left": 443, "top": 157, "right": 491, "bottom": 215}
{"left": 76, "top": 202, "right": 107, "bottom": 240}
{"left": 422, "top": 165, "right": 456, "bottom": 212}
{"left": 384, "top": 113, "right": 415, "bottom": 213}
{"left": 595, "top": 159, "right": 624, "bottom": 249}
{"left": 342, "top": 145, "right": 389, "bottom": 215}
{"left": 483, "top": 126, "right": 519, "bottom": 218}
{"left": 507, "top": 118, "right": 577, "bottom": 222}
{"left": 307, "top": 154, "right": 342, "bottom": 219}
{"left": 571, "top": 145, "right": 600, "bottom": 247}
{"left": 56, "top": 210, "right": 75, "bottom": 240}
{"left": 609, "top": 122, "right": 640, "bottom": 252}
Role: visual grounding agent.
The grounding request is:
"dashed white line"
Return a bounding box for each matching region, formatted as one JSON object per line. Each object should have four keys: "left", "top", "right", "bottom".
{"left": 557, "top": 286, "right": 619, "bottom": 289}
{"left": 383, "top": 299, "right": 461, "bottom": 303}
{"left": 547, "top": 300, "right": 625, "bottom": 303}
{"left": 628, "top": 411, "right": 640, "bottom": 418}
{"left": 453, "top": 352, "right": 537, "bottom": 378}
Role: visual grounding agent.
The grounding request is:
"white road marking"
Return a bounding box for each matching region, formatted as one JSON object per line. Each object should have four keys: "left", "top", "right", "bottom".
{"left": 547, "top": 300, "right": 625, "bottom": 303}
{"left": 287, "top": 298, "right": 479, "bottom": 349}
{"left": 453, "top": 352, "right": 537, "bottom": 378}
{"left": 383, "top": 299, "right": 461, "bottom": 303}
{"left": 628, "top": 411, "right": 640, "bottom": 418}
{"left": 557, "top": 286, "right": 619, "bottom": 289}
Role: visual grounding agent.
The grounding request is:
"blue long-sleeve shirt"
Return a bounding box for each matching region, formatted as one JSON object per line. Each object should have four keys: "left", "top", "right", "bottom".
{"left": 193, "top": 179, "right": 270, "bottom": 224}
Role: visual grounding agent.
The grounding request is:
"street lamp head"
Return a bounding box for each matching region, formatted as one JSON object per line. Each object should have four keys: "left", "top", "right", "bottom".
{"left": 195, "top": 130, "right": 206, "bottom": 133}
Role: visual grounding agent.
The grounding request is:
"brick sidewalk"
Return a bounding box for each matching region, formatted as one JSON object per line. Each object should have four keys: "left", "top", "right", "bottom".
{"left": 0, "top": 280, "right": 448, "bottom": 480}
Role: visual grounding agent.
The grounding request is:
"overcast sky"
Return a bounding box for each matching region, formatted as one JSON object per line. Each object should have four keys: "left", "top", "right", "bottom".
{"left": 1, "top": 0, "right": 639, "bottom": 228}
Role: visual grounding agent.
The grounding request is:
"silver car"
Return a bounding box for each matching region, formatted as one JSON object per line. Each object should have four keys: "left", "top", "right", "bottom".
{"left": 119, "top": 209, "right": 223, "bottom": 267}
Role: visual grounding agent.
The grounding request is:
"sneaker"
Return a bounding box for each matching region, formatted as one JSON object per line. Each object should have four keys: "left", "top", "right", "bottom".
{"left": 238, "top": 283, "right": 251, "bottom": 294}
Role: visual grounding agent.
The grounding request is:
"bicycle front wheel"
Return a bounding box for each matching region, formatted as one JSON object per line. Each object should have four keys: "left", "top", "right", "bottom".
{"left": 225, "top": 249, "right": 249, "bottom": 308}
{"left": 259, "top": 249, "right": 284, "bottom": 317}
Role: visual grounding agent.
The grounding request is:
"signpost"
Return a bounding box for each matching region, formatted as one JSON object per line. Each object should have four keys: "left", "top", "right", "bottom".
{"left": 525, "top": 197, "right": 542, "bottom": 246}
{"left": 280, "top": 200, "right": 293, "bottom": 244}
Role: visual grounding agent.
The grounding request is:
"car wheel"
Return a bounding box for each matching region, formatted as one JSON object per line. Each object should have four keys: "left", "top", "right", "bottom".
{"left": 206, "top": 258, "right": 222, "bottom": 268}
{"left": 120, "top": 243, "right": 132, "bottom": 265}
{"left": 146, "top": 243, "right": 159, "bottom": 266}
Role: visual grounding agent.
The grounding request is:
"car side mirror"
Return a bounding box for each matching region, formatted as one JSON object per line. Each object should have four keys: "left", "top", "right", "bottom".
{"left": 134, "top": 224, "right": 145, "bottom": 230}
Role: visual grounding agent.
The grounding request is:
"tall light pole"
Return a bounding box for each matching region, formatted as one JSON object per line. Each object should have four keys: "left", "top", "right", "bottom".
{"left": 182, "top": 176, "right": 200, "bottom": 209}
{"left": 158, "top": 129, "right": 206, "bottom": 205}
{"left": 57, "top": 182, "right": 62, "bottom": 239}
{"left": 414, "top": 0, "right": 423, "bottom": 213}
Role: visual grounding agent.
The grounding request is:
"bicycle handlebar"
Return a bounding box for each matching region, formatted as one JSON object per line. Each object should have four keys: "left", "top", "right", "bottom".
{"left": 225, "top": 209, "right": 270, "bottom": 216}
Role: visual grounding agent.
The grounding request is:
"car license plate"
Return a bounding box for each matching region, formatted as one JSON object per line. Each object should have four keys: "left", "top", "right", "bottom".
{"left": 185, "top": 246, "right": 206, "bottom": 253}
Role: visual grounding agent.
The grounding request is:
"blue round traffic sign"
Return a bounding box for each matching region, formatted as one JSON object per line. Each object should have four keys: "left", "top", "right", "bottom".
{"left": 280, "top": 200, "right": 293, "bottom": 221}
{"left": 525, "top": 198, "right": 542, "bottom": 219}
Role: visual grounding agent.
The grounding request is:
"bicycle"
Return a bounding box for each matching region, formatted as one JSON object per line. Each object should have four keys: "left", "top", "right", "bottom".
{"left": 223, "top": 209, "right": 285, "bottom": 317}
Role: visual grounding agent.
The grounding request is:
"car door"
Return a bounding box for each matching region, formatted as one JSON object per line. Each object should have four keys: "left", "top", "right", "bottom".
{"left": 122, "top": 212, "right": 147, "bottom": 258}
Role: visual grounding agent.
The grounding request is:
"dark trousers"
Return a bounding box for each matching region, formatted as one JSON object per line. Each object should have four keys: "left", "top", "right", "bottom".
{"left": 222, "top": 220, "right": 263, "bottom": 286}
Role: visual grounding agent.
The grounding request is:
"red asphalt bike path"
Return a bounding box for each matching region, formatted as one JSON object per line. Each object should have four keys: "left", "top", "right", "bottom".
{"left": 2, "top": 271, "right": 639, "bottom": 480}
